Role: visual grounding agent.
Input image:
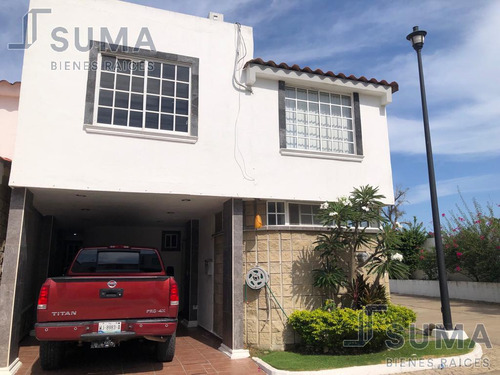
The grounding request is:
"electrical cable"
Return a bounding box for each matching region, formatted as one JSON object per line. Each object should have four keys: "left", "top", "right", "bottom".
{"left": 232, "top": 22, "right": 255, "bottom": 182}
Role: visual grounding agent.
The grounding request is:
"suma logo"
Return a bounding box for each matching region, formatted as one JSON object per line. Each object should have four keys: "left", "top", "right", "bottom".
{"left": 107, "top": 280, "right": 117, "bottom": 288}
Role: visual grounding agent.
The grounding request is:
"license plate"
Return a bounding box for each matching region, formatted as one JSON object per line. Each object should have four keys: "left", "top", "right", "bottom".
{"left": 98, "top": 321, "right": 121, "bottom": 334}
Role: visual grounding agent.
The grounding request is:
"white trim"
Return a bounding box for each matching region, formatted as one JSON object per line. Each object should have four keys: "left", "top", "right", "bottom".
{"left": 432, "top": 329, "right": 469, "bottom": 340}
{"left": 244, "top": 65, "right": 392, "bottom": 105}
{"left": 254, "top": 225, "right": 381, "bottom": 234}
{"left": 280, "top": 148, "right": 364, "bottom": 162}
{"left": 218, "top": 343, "right": 250, "bottom": 359}
{"left": 252, "top": 343, "right": 483, "bottom": 375}
{"left": 84, "top": 124, "right": 198, "bottom": 143}
{"left": 0, "top": 358, "right": 21, "bottom": 375}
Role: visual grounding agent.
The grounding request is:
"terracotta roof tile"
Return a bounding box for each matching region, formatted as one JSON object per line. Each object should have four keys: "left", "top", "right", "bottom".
{"left": 0, "top": 80, "right": 21, "bottom": 87}
{"left": 244, "top": 58, "right": 399, "bottom": 93}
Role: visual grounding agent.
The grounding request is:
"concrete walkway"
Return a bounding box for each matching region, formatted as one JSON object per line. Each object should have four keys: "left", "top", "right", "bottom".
{"left": 392, "top": 294, "right": 500, "bottom": 375}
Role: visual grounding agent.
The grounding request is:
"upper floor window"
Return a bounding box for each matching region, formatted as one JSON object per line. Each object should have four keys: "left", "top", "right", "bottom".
{"left": 284, "top": 86, "right": 355, "bottom": 154}
{"left": 96, "top": 55, "right": 190, "bottom": 133}
{"left": 84, "top": 42, "right": 199, "bottom": 143}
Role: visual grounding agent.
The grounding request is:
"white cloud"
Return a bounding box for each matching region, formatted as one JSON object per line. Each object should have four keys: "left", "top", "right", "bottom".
{"left": 407, "top": 174, "right": 500, "bottom": 205}
{"left": 385, "top": 1, "right": 500, "bottom": 157}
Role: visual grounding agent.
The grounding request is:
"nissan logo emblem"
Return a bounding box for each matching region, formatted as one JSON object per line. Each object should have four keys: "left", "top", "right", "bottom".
{"left": 107, "top": 280, "right": 117, "bottom": 288}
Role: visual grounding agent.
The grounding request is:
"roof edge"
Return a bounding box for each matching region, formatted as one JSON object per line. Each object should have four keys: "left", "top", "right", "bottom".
{"left": 244, "top": 58, "right": 399, "bottom": 94}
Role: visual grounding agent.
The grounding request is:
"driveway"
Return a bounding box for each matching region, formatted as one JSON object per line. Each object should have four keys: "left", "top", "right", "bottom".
{"left": 17, "top": 296, "right": 500, "bottom": 374}
{"left": 392, "top": 294, "right": 500, "bottom": 375}
{"left": 17, "top": 326, "right": 260, "bottom": 374}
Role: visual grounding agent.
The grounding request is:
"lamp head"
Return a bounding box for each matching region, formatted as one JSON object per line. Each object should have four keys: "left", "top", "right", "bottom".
{"left": 406, "top": 26, "right": 427, "bottom": 51}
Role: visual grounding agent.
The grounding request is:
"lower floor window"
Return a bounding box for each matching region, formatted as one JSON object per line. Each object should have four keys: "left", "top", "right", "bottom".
{"left": 266, "top": 201, "right": 379, "bottom": 228}
{"left": 267, "top": 202, "right": 285, "bottom": 225}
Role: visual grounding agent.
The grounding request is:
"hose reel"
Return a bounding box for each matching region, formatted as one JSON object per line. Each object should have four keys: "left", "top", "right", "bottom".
{"left": 245, "top": 266, "right": 269, "bottom": 290}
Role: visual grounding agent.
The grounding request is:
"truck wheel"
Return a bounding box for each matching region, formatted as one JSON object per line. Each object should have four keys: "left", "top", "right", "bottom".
{"left": 40, "top": 341, "right": 65, "bottom": 370}
{"left": 156, "top": 333, "right": 176, "bottom": 362}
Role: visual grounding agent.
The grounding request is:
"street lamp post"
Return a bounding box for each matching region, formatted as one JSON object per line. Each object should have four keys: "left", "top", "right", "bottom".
{"left": 406, "top": 26, "right": 453, "bottom": 331}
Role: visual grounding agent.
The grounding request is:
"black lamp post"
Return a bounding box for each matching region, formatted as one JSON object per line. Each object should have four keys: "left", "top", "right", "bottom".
{"left": 406, "top": 26, "right": 453, "bottom": 331}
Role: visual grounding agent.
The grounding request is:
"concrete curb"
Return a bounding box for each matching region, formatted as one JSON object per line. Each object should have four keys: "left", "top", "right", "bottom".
{"left": 252, "top": 343, "right": 483, "bottom": 375}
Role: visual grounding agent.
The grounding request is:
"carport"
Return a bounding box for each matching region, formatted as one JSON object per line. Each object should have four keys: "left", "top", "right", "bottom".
{"left": 0, "top": 188, "right": 247, "bottom": 372}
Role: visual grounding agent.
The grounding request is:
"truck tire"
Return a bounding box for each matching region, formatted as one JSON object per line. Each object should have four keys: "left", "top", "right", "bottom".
{"left": 40, "top": 341, "right": 65, "bottom": 370}
{"left": 156, "top": 333, "right": 176, "bottom": 362}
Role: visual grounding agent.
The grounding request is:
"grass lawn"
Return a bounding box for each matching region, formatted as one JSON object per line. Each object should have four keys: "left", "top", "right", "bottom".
{"left": 253, "top": 339, "right": 475, "bottom": 371}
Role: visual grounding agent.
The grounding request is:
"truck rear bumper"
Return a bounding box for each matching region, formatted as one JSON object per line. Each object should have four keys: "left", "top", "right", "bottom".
{"left": 35, "top": 318, "right": 177, "bottom": 341}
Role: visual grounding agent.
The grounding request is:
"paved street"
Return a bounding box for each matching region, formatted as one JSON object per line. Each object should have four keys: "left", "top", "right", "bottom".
{"left": 392, "top": 294, "right": 500, "bottom": 375}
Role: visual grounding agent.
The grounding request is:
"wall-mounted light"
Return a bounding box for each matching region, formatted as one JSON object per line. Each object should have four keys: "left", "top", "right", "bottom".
{"left": 254, "top": 214, "right": 262, "bottom": 229}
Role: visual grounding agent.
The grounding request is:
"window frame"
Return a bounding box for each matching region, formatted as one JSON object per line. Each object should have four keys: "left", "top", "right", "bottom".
{"left": 84, "top": 41, "right": 199, "bottom": 143}
{"left": 278, "top": 81, "right": 364, "bottom": 161}
{"left": 266, "top": 201, "right": 286, "bottom": 226}
{"left": 266, "top": 200, "right": 380, "bottom": 229}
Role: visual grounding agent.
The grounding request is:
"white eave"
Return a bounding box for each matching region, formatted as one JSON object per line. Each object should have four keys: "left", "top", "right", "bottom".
{"left": 244, "top": 64, "right": 393, "bottom": 105}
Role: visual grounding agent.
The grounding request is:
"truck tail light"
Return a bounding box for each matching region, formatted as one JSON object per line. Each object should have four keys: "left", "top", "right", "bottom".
{"left": 38, "top": 284, "right": 49, "bottom": 310}
{"left": 170, "top": 280, "right": 179, "bottom": 306}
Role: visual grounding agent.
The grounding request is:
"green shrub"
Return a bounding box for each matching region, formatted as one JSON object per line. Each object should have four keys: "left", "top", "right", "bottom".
{"left": 288, "top": 305, "right": 416, "bottom": 354}
{"left": 383, "top": 304, "right": 417, "bottom": 328}
{"left": 343, "top": 274, "right": 388, "bottom": 309}
{"left": 395, "top": 217, "right": 427, "bottom": 275}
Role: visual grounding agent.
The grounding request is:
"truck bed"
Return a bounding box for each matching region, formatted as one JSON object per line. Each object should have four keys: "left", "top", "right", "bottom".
{"left": 37, "top": 275, "right": 176, "bottom": 323}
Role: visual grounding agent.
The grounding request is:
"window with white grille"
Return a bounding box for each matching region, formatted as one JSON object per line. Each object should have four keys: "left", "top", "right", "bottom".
{"left": 284, "top": 87, "right": 355, "bottom": 154}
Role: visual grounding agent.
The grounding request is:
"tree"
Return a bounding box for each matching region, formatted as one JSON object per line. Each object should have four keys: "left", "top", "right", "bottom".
{"left": 395, "top": 217, "right": 428, "bottom": 275}
{"left": 312, "top": 185, "right": 409, "bottom": 306}
{"left": 382, "top": 186, "right": 408, "bottom": 226}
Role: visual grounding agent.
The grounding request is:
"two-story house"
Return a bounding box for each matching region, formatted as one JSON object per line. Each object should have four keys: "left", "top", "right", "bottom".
{"left": 0, "top": 0, "right": 398, "bottom": 372}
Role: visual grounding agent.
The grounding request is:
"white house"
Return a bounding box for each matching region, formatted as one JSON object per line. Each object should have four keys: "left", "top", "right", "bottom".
{"left": 0, "top": 0, "right": 398, "bottom": 372}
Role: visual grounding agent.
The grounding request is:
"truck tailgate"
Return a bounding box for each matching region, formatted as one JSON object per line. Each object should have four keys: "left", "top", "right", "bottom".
{"left": 38, "top": 276, "right": 173, "bottom": 322}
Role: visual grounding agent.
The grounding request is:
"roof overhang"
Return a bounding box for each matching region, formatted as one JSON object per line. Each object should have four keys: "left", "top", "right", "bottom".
{"left": 244, "top": 64, "right": 393, "bottom": 105}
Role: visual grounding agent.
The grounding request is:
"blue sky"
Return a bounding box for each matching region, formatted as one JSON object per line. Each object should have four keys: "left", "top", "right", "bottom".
{"left": 1, "top": 0, "right": 499, "bottom": 229}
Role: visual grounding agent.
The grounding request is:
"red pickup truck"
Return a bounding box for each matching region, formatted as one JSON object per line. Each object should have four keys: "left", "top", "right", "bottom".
{"left": 35, "top": 246, "right": 179, "bottom": 370}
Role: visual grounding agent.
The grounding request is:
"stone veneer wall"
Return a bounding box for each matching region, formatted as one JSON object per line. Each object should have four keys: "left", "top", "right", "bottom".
{"left": 243, "top": 201, "right": 325, "bottom": 350}
{"left": 0, "top": 159, "right": 12, "bottom": 282}
{"left": 242, "top": 200, "right": 387, "bottom": 350}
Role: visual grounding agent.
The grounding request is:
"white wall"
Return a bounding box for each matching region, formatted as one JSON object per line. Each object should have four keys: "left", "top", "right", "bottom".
{"left": 0, "top": 82, "right": 19, "bottom": 160}
{"left": 11, "top": 0, "right": 394, "bottom": 204}
{"left": 390, "top": 279, "right": 500, "bottom": 304}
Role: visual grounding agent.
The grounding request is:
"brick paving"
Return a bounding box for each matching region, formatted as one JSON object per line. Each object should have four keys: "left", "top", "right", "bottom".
{"left": 17, "top": 327, "right": 261, "bottom": 375}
